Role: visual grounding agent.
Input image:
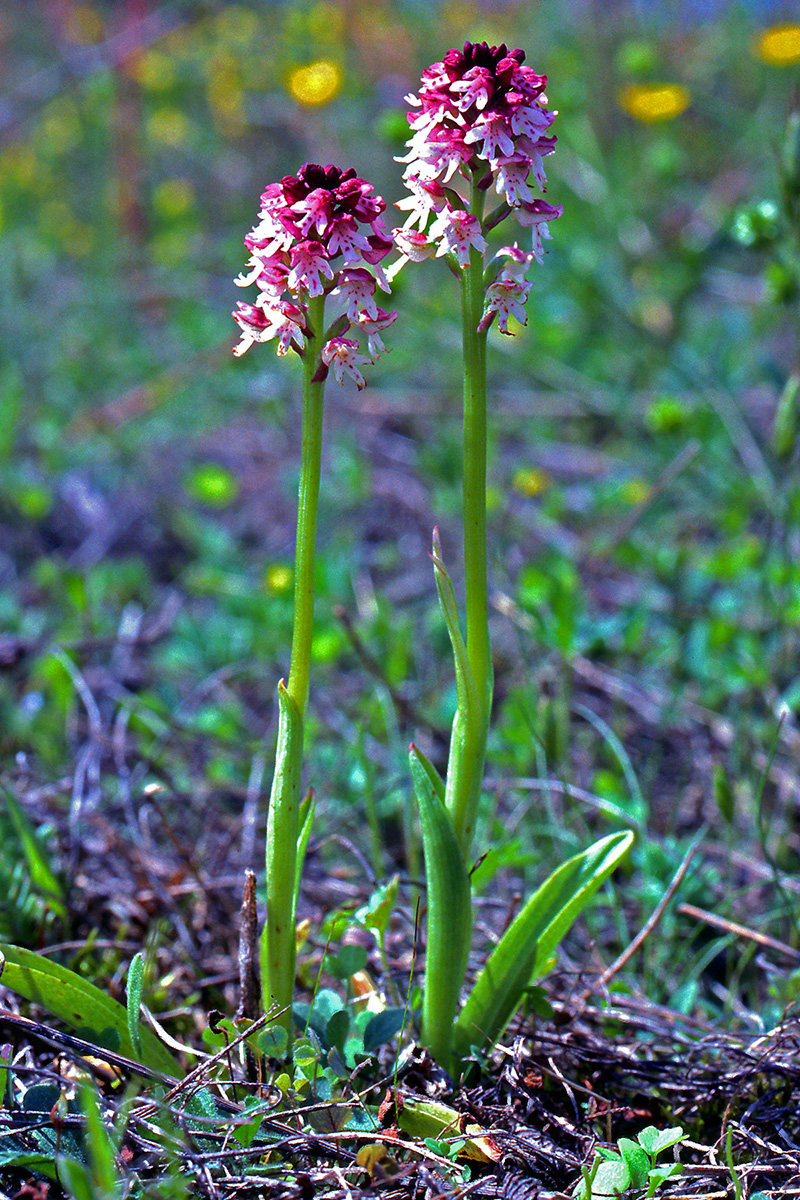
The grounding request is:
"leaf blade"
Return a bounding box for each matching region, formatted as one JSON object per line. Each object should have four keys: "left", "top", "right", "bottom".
{"left": 410, "top": 745, "right": 472, "bottom": 1071}
{"left": 0, "top": 943, "right": 181, "bottom": 1076}
{"left": 454, "top": 831, "right": 634, "bottom": 1060}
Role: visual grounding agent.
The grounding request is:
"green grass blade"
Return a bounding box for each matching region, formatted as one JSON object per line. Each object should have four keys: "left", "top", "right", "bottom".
{"left": 79, "top": 1078, "right": 122, "bottom": 1197}
{"left": 409, "top": 745, "right": 472, "bottom": 1071}
{"left": 453, "top": 831, "right": 634, "bottom": 1062}
{"left": 0, "top": 943, "right": 181, "bottom": 1076}
{"left": 1, "top": 788, "right": 67, "bottom": 919}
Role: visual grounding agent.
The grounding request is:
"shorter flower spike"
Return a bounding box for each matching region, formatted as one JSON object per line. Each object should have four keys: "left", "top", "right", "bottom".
{"left": 233, "top": 163, "right": 395, "bottom": 376}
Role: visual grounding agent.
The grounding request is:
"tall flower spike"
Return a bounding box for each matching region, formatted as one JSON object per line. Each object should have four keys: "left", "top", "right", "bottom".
{"left": 392, "top": 46, "right": 565, "bottom": 1070}
{"left": 233, "top": 163, "right": 396, "bottom": 370}
{"left": 392, "top": 42, "right": 563, "bottom": 334}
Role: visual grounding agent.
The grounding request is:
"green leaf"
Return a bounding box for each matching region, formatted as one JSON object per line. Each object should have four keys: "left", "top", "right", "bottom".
{"left": 257, "top": 1023, "right": 289, "bottom": 1059}
{"left": 22, "top": 1082, "right": 62, "bottom": 1112}
{"left": 0, "top": 1044, "right": 11, "bottom": 1107}
{"left": 79, "top": 1079, "right": 120, "bottom": 1197}
{"left": 617, "top": 1138, "right": 649, "bottom": 1188}
{"left": 592, "top": 1158, "right": 631, "bottom": 1196}
{"left": 295, "top": 790, "right": 316, "bottom": 912}
{"left": 407, "top": 743, "right": 445, "bottom": 804}
{"left": 430, "top": 529, "right": 479, "bottom": 736}
{"left": 647, "top": 1162, "right": 682, "bottom": 1193}
{"left": 0, "top": 1150, "right": 59, "bottom": 1182}
{"left": 638, "top": 1125, "right": 685, "bottom": 1157}
{"left": 454, "top": 832, "right": 634, "bottom": 1062}
{"left": 326, "top": 1009, "right": 351, "bottom": 1053}
{"left": 363, "top": 1007, "right": 407, "bottom": 1053}
{"left": 410, "top": 745, "right": 472, "bottom": 1070}
{"left": 353, "top": 875, "right": 399, "bottom": 940}
{"left": 262, "top": 680, "right": 304, "bottom": 1037}
{"left": 0, "top": 943, "right": 181, "bottom": 1076}
{"left": 294, "top": 989, "right": 344, "bottom": 1048}
{"left": 327, "top": 944, "right": 367, "bottom": 980}
{"left": 55, "top": 1158, "right": 96, "bottom": 1200}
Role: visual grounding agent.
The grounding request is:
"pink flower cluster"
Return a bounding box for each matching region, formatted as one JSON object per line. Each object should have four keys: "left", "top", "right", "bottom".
{"left": 233, "top": 164, "right": 397, "bottom": 388}
{"left": 393, "top": 42, "right": 563, "bottom": 334}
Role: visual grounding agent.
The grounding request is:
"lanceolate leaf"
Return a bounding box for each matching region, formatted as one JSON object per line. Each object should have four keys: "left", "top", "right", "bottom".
{"left": 262, "top": 680, "right": 304, "bottom": 1035}
{"left": 430, "top": 530, "right": 479, "bottom": 728}
{"left": 294, "top": 790, "right": 316, "bottom": 922}
{"left": 453, "top": 831, "right": 634, "bottom": 1062}
{"left": 126, "top": 953, "right": 145, "bottom": 1060}
{"left": 408, "top": 743, "right": 446, "bottom": 804}
{"left": 409, "top": 745, "right": 472, "bottom": 1070}
{"left": 0, "top": 943, "right": 181, "bottom": 1076}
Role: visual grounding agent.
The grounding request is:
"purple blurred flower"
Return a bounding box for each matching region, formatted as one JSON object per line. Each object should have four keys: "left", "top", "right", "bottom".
{"left": 234, "top": 163, "right": 396, "bottom": 368}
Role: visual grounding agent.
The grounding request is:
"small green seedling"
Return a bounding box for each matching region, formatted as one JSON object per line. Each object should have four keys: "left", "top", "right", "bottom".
{"left": 574, "top": 1125, "right": 686, "bottom": 1199}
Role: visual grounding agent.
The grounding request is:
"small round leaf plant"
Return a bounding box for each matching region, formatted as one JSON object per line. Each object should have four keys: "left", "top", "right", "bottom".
{"left": 232, "top": 164, "right": 396, "bottom": 1038}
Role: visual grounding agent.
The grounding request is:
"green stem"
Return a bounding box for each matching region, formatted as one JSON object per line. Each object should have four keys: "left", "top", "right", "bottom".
{"left": 262, "top": 293, "right": 326, "bottom": 1042}
{"left": 287, "top": 294, "right": 327, "bottom": 717}
{"left": 445, "top": 178, "right": 492, "bottom": 859}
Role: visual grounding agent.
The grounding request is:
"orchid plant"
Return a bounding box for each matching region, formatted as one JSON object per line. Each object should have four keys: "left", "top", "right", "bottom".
{"left": 230, "top": 46, "right": 632, "bottom": 1077}
{"left": 390, "top": 42, "right": 633, "bottom": 1075}
{"left": 233, "top": 163, "right": 396, "bottom": 1039}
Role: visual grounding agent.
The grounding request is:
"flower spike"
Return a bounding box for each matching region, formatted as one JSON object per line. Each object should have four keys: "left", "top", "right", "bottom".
{"left": 233, "top": 163, "right": 395, "bottom": 372}
{"left": 390, "top": 42, "right": 563, "bottom": 331}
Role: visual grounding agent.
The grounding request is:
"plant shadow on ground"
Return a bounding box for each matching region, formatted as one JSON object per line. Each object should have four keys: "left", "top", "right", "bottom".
{"left": 2, "top": 0, "right": 800, "bottom": 1196}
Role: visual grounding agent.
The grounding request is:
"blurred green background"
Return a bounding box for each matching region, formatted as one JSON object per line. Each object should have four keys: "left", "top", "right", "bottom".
{"left": 1, "top": 0, "right": 800, "bottom": 1018}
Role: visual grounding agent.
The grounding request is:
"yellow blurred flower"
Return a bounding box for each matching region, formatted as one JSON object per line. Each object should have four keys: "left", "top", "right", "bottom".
{"left": 512, "top": 467, "right": 552, "bottom": 497}
{"left": 620, "top": 479, "right": 651, "bottom": 506}
{"left": 1, "top": 147, "right": 33, "bottom": 187}
{"left": 287, "top": 59, "right": 343, "bottom": 107}
{"left": 618, "top": 82, "right": 690, "bottom": 123}
{"left": 147, "top": 108, "right": 193, "bottom": 147}
{"left": 136, "top": 50, "right": 177, "bottom": 91}
{"left": 39, "top": 200, "right": 94, "bottom": 256}
{"left": 265, "top": 564, "right": 293, "bottom": 595}
{"left": 756, "top": 24, "right": 800, "bottom": 67}
{"left": 152, "top": 177, "right": 196, "bottom": 219}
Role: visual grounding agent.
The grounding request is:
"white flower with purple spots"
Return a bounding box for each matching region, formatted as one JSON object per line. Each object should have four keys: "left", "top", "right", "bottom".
{"left": 389, "top": 41, "right": 561, "bottom": 327}
{"left": 430, "top": 210, "right": 488, "bottom": 268}
{"left": 480, "top": 278, "right": 532, "bottom": 334}
{"left": 321, "top": 337, "right": 371, "bottom": 389}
